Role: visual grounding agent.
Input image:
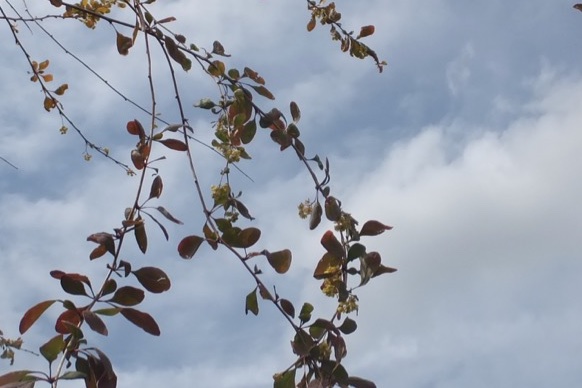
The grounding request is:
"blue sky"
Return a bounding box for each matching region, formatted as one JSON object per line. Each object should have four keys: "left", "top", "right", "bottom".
{"left": 1, "top": 1, "right": 582, "bottom": 387}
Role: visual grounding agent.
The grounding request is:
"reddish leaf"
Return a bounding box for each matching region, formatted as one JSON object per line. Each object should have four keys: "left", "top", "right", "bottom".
{"left": 290, "top": 101, "right": 301, "bottom": 123}
{"left": 109, "top": 286, "right": 145, "bottom": 306}
{"left": 233, "top": 199, "right": 254, "bottom": 220}
{"left": 266, "top": 249, "right": 292, "bottom": 274}
{"left": 94, "top": 348, "right": 116, "bottom": 382}
{"left": 313, "top": 252, "right": 342, "bottom": 280}
{"left": 346, "top": 376, "right": 377, "bottom": 388}
{"left": 574, "top": 4, "right": 582, "bottom": 12}
{"left": 19, "top": 300, "right": 56, "bottom": 334}
{"left": 357, "top": 25, "right": 375, "bottom": 39}
{"left": 279, "top": 299, "right": 295, "bottom": 318}
{"left": 251, "top": 85, "right": 275, "bottom": 100}
{"left": 212, "top": 40, "right": 230, "bottom": 56}
{"left": 134, "top": 218, "right": 148, "bottom": 254}
{"left": 83, "top": 310, "right": 108, "bottom": 336}
{"left": 177, "top": 235, "right": 204, "bottom": 259}
{"left": 131, "top": 149, "right": 146, "bottom": 170}
{"left": 237, "top": 227, "right": 261, "bottom": 248}
{"left": 132, "top": 266, "right": 171, "bottom": 293}
{"left": 55, "top": 309, "right": 82, "bottom": 334}
{"left": 309, "top": 202, "right": 322, "bottom": 230}
{"left": 120, "top": 308, "right": 160, "bottom": 336}
{"left": 307, "top": 17, "right": 316, "bottom": 31}
{"left": 359, "top": 220, "right": 393, "bottom": 236}
{"left": 86, "top": 232, "right": 116, "bottom": 255}
{"left": 116, "top": 32, "right": 133, "bottom": 55}
{"left": 155, "top": 206, "right": 183, "bottom": 224}
{"left": 373, "top": 264, "right": 397, "bottom": 277}
{"left": 0, "top": 371, "right": 36, "bottom": 386}
{"left": 101, "top": 279, "right": 117, "bottom": 296}
{"left": 321, "top": 230, "right": 345, "bottom": 259}
{"left": 149, "top": 175, "right": 163, "bottom": 199}
{"left": 324, "top": 196, "right": 341, "bottom": 221}
{"left": 126, "top": 119, "right": 146, "bottom": 138}
{"left": 243, "top": 67, "right": 265, "bottom": 85}
{"left": 89, "top": 244, "right": 108, "bottom": 260}
{"left": 158, "top": 138, "right": 188, "bottom": 151}
{"left": 258, "top": 284, "right": 273, "bottom": 301}
{"left": 61, "top": 275, "right": 88, "bottom": 296}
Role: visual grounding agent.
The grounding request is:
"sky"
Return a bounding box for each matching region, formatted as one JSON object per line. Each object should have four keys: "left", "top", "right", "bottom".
{"left": 1, "top": 0, "right": 582, "bottom": 387}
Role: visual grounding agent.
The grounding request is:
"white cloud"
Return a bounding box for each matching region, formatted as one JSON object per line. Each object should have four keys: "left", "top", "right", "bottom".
{"left": 446, "top": 43, "right": 475, "bottom": 96}
{"left": 2, "top": 1, "right": 582, "bottom": 387}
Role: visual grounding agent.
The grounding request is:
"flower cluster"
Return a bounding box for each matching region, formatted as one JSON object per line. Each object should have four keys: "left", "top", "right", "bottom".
{"left": 297, "top": 199, "right": 313, "bottom": 219}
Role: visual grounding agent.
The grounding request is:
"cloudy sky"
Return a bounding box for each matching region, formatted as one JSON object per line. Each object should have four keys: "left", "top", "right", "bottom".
{"left": 1, "top": 1, "right": 582, "bottom": 387}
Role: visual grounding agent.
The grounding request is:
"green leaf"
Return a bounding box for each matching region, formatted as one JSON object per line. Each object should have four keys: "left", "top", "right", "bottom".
{"left": 208, "top": 60, "right": 225, "bottom": 77}
{"left": 338, "top": 317, "right": 357, "bottom": 335}
{"left": 273, "top": 369, "right": 295, "bottom": 388}
{"left": 93, "top": 308, "right": 120, "bottom": 316}
{"left": 19, "top": 300, "right": 56, "bottom": 334}
{"left": 266, "top": 249, "right": 292, "bottom": 274}
{"left": 177, "top": 235, "right": 204, "bottom": 259}
{"left": 298, "top": 302, "right": 314, "bottom": 324}
{"left": 347, "top": 243, "right": 366, "bottom": 261}
{"left": 59, "top": 371, "right": 87, "bottom": 380}
{"left": 164, "top": 35, "right": 191, "bottom": 71}
{"left": 195, "top": 98, "right": 216, "bottom": 109}
{"left": 133, "top": 266, "right": 171, "bottom": 293}
{"left": 120, "top": 308, "right": 160, "bottom": 336}
{"left": 245, "top": 288, "right": 259, "bottom": 316}
{"left": 109, "top": 286, "right": 145, "bottom": 306}
{"left": 240, "top": 119, "right": 257, "bottom": 144}
{"left": 82, "top": 310, "right": 108, "bottom": 336}
{"left": 39, "top": 334, "right": 64, "bottom": 363}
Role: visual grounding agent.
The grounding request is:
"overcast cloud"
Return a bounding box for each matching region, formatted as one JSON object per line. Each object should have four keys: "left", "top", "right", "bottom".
{"left": 1, "top": 1, "right": 582, "bottom": 387}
